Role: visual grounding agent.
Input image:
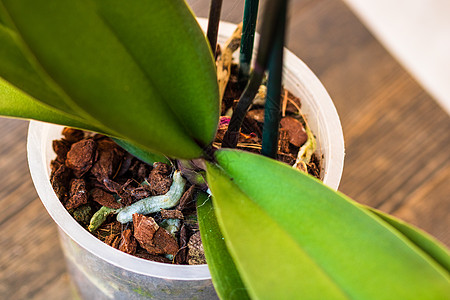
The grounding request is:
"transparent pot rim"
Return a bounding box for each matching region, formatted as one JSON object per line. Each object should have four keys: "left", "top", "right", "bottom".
{"left": 27, "top": 19, "right": 344, "bottom": 281}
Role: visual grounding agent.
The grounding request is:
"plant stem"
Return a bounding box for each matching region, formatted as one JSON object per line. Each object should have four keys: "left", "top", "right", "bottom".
{"left": 261, "top": 1, "right": 287, "bottom": 158}
{"left": 207, "top": 0, "right": 223, "bottom": 57}
{"left": 222, "top": 0, "right": 288, "bottom": 149}
{"left": 239, "top": 0, "right": 259, "bottom": 82}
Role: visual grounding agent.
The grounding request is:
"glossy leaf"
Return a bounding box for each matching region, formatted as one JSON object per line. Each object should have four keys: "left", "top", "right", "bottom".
{"left": 0, "top": 77, "right": 169, "bottom": 166}
{"left": 366, "top": 206, "right": 450, "bottom": 272}
{"left": 0, "top": 0, "right": 219, "bottom": 159}
{"left": 0, "top": 6, "right": 10, "bottom": 27}
{"left": 0, "top": 23, "right": 75, "bottom": 115}
{"left": 196, "top": 192, "right": 250, "bottom": 300}
{"left": 206, "top": 149, "right": 450, "bottom": 300}
{"left": 0, "top": 77, "right": 100, "bottom": 131}
{"left": 112, "top": 138, "right": 169, "bottom": 165}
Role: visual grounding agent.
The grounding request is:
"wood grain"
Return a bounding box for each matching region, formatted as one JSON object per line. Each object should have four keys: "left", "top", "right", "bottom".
{"left": 1, "top": 0, "right": 448, "bottom": 298}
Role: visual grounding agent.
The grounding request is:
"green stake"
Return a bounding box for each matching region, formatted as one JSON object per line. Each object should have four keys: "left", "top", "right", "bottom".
{"left": 261, "top": 1, "right": 288, "bottom": 158}
{"left": 239, "top": 0, "right": 260, "bottom": 81}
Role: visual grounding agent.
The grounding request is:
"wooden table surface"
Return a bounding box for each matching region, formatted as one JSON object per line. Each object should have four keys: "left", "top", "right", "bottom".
{"left": 1, "top": 0, "right": 449, "bottom": 299}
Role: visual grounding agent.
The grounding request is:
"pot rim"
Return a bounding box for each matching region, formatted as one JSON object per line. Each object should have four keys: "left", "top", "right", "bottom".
{"left": 27, "top": 19, "right": 344, "bottom": 281}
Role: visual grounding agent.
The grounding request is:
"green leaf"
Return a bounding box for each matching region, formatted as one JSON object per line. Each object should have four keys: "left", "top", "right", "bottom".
{"left": 0, "top": 0, "right": 219, "bottom": 160}
{"left": 196, "top": 192, "right": 250, "bottom": 300}
{"left": 112, "top": 138, "right": 170, "bottom": 165}
{"left": 366, "top": 206, "right": 450, "bottom": 272}
{"left": 206, "top": 149, "right": 450, "bottom": 300}
{"left": 0, "top": 77, "right": 168, "bottom": 165}
{"left": 0, "top": 7, "right": 8, "bottom": 27}
{"left": 0, "top": 77, "right": 101, "bottom": 131}
{"left": 0, "top": 23, "right": 76, "bottom": 115}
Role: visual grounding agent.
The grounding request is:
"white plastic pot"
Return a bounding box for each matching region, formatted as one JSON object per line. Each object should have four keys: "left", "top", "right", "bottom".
{"left": 27, "top": 19, "right": 344, "bottom": 300}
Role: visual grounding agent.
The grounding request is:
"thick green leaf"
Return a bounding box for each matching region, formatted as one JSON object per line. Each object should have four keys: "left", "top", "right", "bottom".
{"left": 0, "top": 0, "right": 219, "bottom": 159}
{"left": 196, "top": 192, "right": 250, "bottom": 300}
{"left": 0, "top": 77, "right": 101, "bottom": 131}
{"left": 0, "top": 77, "right": 168, "bottom": 165}
{"left": 366, "top": 206, "right": 450, "bottom": 272}
{"left": 93, "top": 0, "right": 219, "bottom": 147}
{"left": 207, "top": 149, "right": 450, "bottom": 300}
{"left": 112, "top": 137, "right": 170, "bottom": 165}
{"left": 206, "top": 163, "right": 349, "bottom": 300}
{"left": 0, "top": 23, "right": 75, "bottom": 115}
{"left": 0, "top": 7, "right": 8, "bottom": 27}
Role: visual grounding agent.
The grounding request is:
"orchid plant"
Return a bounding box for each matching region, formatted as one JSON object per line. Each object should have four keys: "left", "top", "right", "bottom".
{"left": 0, "top": 0, "right": 449, "bottom": 299}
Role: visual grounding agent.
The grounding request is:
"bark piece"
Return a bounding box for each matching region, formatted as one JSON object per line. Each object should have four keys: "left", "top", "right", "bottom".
{"left": 247, "top": 109, "right": 265, "bottom": 123}
{"left": 133, "top": 214, "right": 179, "bottom": 256}
{"left": 133, "top": 213, "right": 159, "bottom": 245}
{"left": 280, "top": 116, "right": 308, "bottom": 147}
{"left": 66, "top": 139, "right": 97, "bottom": 178}
{"left": 279, "top": 128, "right": 290, "bottom": 153}
{"left": 152, "top": 162, "right": 172, "bottom": 175}
{"left": 187, "top": 231, "right": 206, "bottom": 265}
{"left": 65, "top": 179, "right": 88, "bottom": 210}
{"left": 137, "top": 163, "right": 150, "bottom": 181}
{"left": 152, "top": 227, "right": 179, "bottom": 256}
{"left": 90, "top": 139, "right": 124, "bottom": 182}
{"left": 62, "top": 127, "right": 84, "bottom": 143}
{"left": 52, "top": 139, "right": 71, "bottom": 162}
{"left": 130, "top": 187, "right": 152, "bottom": 201}
{"left": 91, "top": 188, "right": 122, "bottom": 209}
{"left": 129, "top": 160, "right": 151, "bottom": 182}
{"left": 177, "top": 185, "right": 196, "bottom": 212}
{"left": 243, "top": 114, "right": 262, "bottom": 137}
{"left": 147, "top": 162, "right": 173, "bottom": 196}
{"left": 134, "top": 249, "right": 171, "bottom": 263}
{"left": 116, "top": 152, "right": 134, "bottom": 177}
{"left": 284, "top": 89, "right": 302, "bottom": 114}
{"left": 104, "top": 234, "right": 120, "bottom": 249}
{"left": 50, "top": 163, "right": 71, "bottom": 201}
{"left": 102, "top": 178, "right": 122, "bottom": 193}
{"left": 175, "top": 224, "right": 189, "bottom": 264}
{"left": 119, "top": 229, "right": 137, "bottom": 255}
